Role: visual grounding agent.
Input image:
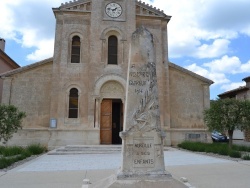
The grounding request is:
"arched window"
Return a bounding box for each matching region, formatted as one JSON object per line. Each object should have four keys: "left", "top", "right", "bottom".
{"left": 108, "top": 36, "right": 118, "bottom": 64}
{"left": 71, "top": 36, "right": 81, "bottom": 63}
{"left": 68, "top": 88, "right": 79, "bottom": 118}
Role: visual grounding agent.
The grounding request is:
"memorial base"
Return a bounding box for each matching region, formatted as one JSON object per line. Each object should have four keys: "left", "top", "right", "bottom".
{"left": 90, "top": 174, "right": 189, "bottom": 188}
{"left": 116, "top": 169, "right": 171, "bottom": 180}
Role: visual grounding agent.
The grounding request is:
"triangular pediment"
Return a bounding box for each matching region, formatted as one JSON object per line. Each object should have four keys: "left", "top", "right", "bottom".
{"left": 136, "top": 0, "right": 171, "bottom": 19}
{"left": 59, "top": 0, "right": 92, "bottom": 12}
{"left": 56, "top": 0, "right": 170, "bottom": 19}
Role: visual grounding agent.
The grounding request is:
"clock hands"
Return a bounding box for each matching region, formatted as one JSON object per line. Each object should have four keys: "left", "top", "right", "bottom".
{"left": 105, "top": 3, "right": 122, "bottom": 18}
{"left": 107, "top": 7, "right": 118, "bottom": 12}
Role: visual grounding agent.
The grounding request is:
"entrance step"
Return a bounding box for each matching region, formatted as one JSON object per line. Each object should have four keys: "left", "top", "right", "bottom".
{"left": 48, "top": 145, "right": 122, "bottom": 155}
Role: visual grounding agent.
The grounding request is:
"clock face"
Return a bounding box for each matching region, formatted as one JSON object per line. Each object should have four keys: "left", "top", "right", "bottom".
{"left": 105, "top": 3, "right": 122, "bottom": 18}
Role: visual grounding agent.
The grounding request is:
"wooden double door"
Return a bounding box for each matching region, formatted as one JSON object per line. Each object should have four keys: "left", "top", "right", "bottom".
{"left": 100, "top": 99, "right": 123, "bottom": 145}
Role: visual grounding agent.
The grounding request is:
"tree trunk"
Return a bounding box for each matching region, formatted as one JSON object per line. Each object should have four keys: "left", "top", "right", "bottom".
{"left": 228, "top": 130, "right": 234, "bottom": 148}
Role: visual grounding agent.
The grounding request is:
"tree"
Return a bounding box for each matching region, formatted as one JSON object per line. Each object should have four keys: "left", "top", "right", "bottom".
{"left": 204, "top": 98, "right": 250, "bottom": 148}
{"left": 0, "top": 104, "right": 26, "bottom": 144}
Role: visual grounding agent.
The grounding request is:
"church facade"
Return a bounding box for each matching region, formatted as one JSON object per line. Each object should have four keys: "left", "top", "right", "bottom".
{"left": 0, "top": 0, "right": 213, "bottom": 148}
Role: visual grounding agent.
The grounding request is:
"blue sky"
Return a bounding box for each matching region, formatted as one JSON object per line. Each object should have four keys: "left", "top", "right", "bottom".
{"left": 0, "top": 0, "right": 250, "bottom": 99}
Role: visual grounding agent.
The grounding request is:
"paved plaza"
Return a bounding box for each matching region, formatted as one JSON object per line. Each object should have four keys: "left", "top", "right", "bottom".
{"left": 0, "top": 148, "right": 250, "bottom": 188}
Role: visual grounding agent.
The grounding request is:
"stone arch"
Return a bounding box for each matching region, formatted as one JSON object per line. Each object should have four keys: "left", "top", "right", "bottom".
{"left": 100, "top": 26, "right": 126, "bottom": 41}
{"left": 93, "top": 74, "right": 126, "bottom": 129}
{"left": 100, "top": 81, "right": 124, "bottom": 99}
{"left": 65, "top": 84, "right": 82, "bottom": 95}
{"left": 94, "top": 74, "right": 126, "bottom": 98}
{"left": 100, "top": 27, "right": 127, "bottom": 64}
{"left": 67, "top": 31, "right": 85, "bottom": 64}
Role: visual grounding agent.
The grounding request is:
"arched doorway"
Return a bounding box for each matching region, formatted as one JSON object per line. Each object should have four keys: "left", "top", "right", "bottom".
{"left": 99, "top": 81, "right": 125, "bottom": 145}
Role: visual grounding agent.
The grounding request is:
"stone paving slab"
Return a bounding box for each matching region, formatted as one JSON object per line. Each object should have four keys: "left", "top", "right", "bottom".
{"left": 16, "top": 149, "right": 231, "bottom": 172}
{"left": 1, "top": 149, "right": 250, "bottom": 188}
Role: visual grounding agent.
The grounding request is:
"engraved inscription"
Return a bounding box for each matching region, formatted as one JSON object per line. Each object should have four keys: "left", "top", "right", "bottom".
{"left": 133, "top": 138, "right": 155, "bottom": 168}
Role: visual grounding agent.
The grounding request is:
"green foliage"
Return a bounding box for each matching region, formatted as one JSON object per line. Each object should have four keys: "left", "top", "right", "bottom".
{"left": 0, "top": 157, "right": 13, "bottom": 169}
{"left": 232, "top": 145, "right": 250, "bottom": 152}
{"left": 228, "top": 150, "right": 241, "bottom": 158}
{"left": 0, "top": 144, "right": 47, "bottom": 169}
{"left": 178, "top": 141, "right": 245, "bottom": 159}
{"left": 204, "top": 99, "right": 250, "bottom": 132}
{"left": 2, "top": 146, "right": 24, "bottom": 157}
{"left": 0, "top": 104, "right": 26, "bottom": 143}
{"left": 26, "top": 144, "right": 47, "bottom": 155}
{"left": 204, "top": 99, "right": 250, "bottom": 147}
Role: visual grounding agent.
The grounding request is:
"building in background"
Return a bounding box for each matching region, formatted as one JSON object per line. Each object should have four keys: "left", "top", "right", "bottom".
{"left": 0, "top": 0, "right": 213, "bottom": 148}
{"left": 218, "top": 76, "right": 250, "bottom": 141}
{"left": 0, "top": 38, "right": 20, "bottom": 103}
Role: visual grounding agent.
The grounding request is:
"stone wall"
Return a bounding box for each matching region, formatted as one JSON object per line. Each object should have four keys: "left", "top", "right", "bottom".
{"left": 169, "top": 66, "right": 210, "bottom": 129}
{"left": 2, "top": 62, "right": 53, "bottom": 129}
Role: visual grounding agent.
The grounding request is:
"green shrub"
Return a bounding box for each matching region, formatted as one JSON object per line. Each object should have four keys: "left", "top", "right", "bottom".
{"left": 232, "top": 145, "right": 250, "bottom": 152}
{"left": 26, "top": 144, "right": 47, "bottom": 155}
{"left": 218, "top": 147, "right": 229, "bottom": 156}
{"left": 242, "top": 154, "right": 250, "bottom": 160}
{"left": 0, "top": 157, "right": 13, "bottom": 169}
{"left": 0, "top": 146, "right": 5, "bottom": 154}
{"left": 0, "top": 144, "right": 47, "bottom": 169}
{"left": 2, "top": 146, "right": 24, "bottom": 157}
{"left": 229, "top": 150, "right": 241, "bottom": 158}
{"left": 21, "top": 150, "right": 32, "bottom": 158}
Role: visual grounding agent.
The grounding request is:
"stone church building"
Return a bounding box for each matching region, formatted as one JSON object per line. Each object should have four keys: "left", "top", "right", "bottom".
{"left": 0, "top": 0, "right": 213, "bottom": 148}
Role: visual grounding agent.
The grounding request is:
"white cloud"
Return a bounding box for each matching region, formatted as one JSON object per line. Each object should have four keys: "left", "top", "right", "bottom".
{"left": 0, "top": 0, "right": 62, "bottom": 62}
{"left": 194, "top": 39, "right": 230, "bottom": 59}
{"left": 204, "top": 56, "right": 250, "bottom": 74}
{"left": 26, "top": 39, "right": 54, "bottom": 61}
{"left": 237, "top": 60, "right": 250, "bottom": 74}
{"left": 185, "top": 63, "right": 230, "bottom": 86}
{"left": 185, "top": 55, "right": 250, "bottom": 91}
{"left": 144, "top": 0, "right": 250, "bottom": 59}
{"left": 204, "top": 56, "right": 241, "bottom": 74}
{"left": 221, "top": 82, "right": 246, "bottom": 91}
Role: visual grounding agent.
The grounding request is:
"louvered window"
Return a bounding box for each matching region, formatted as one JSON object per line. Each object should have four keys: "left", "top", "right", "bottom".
{"left": 71, "top": 36, "right": 80, "bottom": 63}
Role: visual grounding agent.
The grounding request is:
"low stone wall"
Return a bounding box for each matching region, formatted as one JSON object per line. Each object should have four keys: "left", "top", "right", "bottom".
{"left": 4, "top": 129, "right": 100, "bottom": 150}
{"left": 166, "top": 128, "right": 211, "bottom": 146}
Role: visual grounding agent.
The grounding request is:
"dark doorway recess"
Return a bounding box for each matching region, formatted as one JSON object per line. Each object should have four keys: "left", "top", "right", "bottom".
{"left": 100, "top": 99, "right": 123, "bottom": 145}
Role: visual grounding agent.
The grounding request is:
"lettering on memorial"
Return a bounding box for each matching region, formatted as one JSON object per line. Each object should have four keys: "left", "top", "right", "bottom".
{"left": 133, "top": 138, "right": 155, "bottom": 168}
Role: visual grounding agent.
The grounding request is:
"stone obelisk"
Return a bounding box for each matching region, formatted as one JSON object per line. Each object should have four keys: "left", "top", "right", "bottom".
{"left": 117, "top": 26, "right": 168, "bottom": 180}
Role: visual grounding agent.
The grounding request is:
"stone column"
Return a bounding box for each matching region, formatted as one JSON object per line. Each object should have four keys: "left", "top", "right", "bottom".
{"left": 94, "top": 97, "right": 100, "bottom": 128}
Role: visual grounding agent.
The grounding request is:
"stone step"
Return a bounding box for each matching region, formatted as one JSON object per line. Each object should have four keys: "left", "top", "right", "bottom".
{"left": 48, "top": 145, "right": 170, "bottom": 155}
{"left": 48, "top": 145, "right": 122, "bottom": 155}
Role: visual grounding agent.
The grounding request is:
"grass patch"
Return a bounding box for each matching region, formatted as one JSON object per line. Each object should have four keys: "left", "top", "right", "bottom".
{"left": 0, "top": 144, "right": 47, "bottom": 169}
{"left": 26, "top": 144, "right": 47, "bottom": 155}
{"left": 178, "top": 141, "right": 245, "bottom": 159}
{"left": 229, "top": 150, "right": 241, "bottom": 158}
{"left": 2, "top": 146, "right": 24, "bottom": 157}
